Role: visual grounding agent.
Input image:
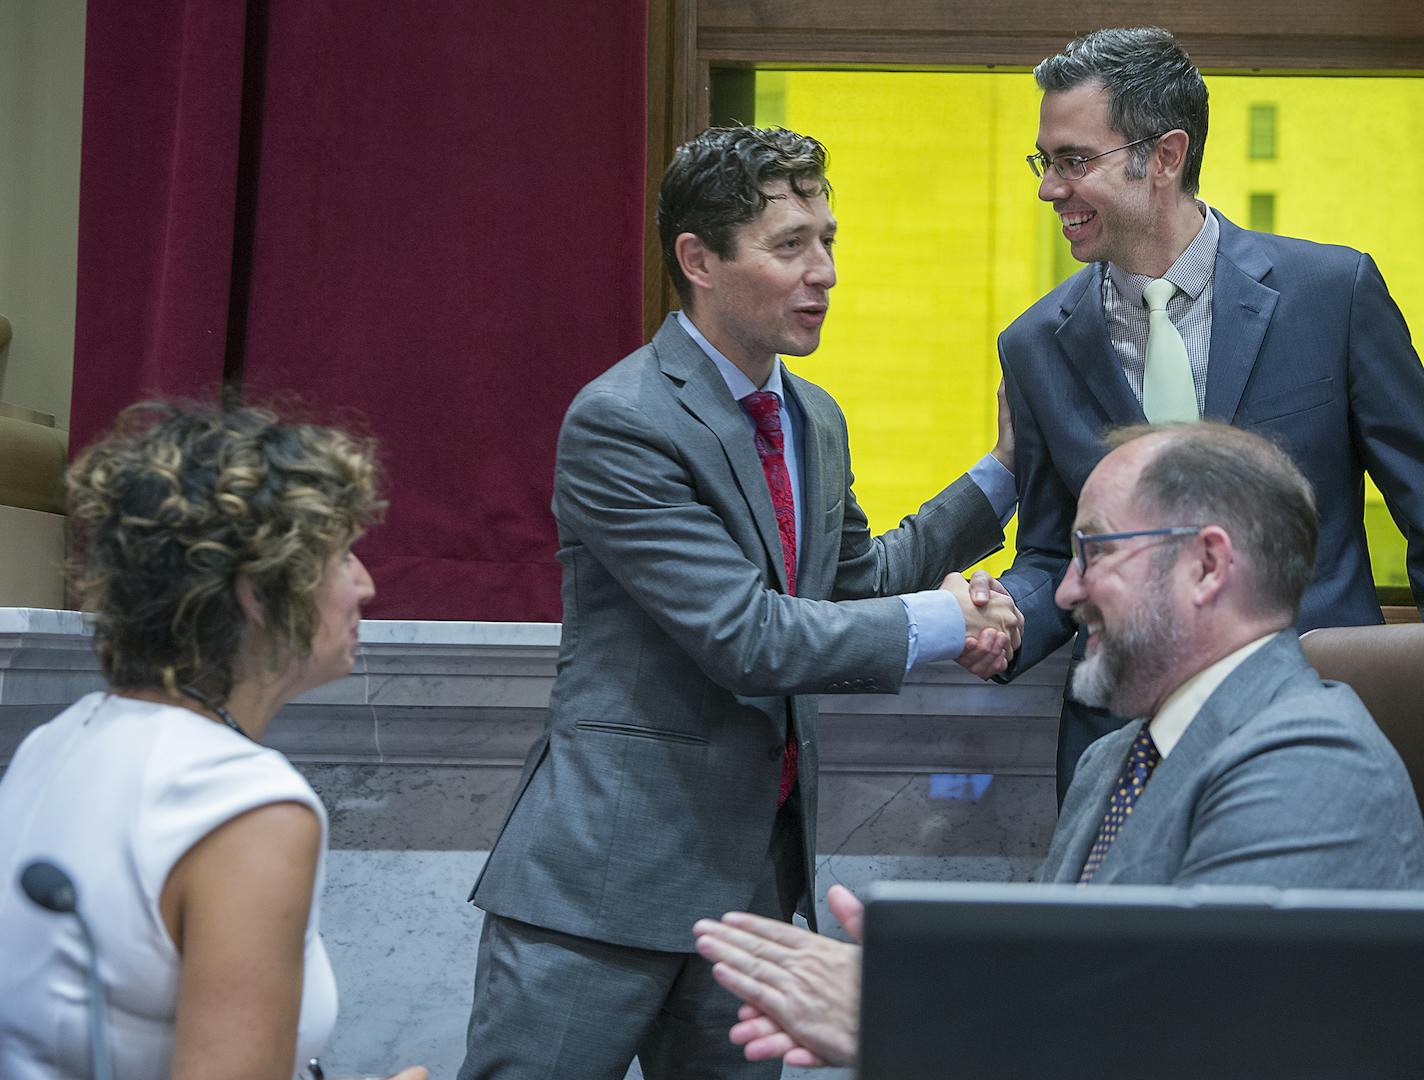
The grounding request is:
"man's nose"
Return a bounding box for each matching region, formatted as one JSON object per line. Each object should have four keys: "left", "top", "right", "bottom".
{"left": 806, "top": 243, "right": 835, "bottom": 288}
{"left": 1038, "top": 168, "right": 1070, "bottom": 203}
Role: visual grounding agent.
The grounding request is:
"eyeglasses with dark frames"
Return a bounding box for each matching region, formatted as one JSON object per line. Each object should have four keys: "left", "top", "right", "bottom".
{"left": 1027, "top": 131, "right": 1169, "bottom": 181}
{"left": 1071, "top": 526, "right": 1203, "bottom": 577}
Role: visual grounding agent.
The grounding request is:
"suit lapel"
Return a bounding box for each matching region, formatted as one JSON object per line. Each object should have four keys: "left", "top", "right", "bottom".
{"left": 1157, "top": 632, "right": 1300, "bottom": 769}
{"left": 783, "top": 372, "right": 830, "bottom": 598}
{"left": 654, "top": 316, "right": 789, "bottom": 593}
{"left": 1049, "top": 722, "right": 1141, "bottom": 882}
{"left": 1096, "top": 632, "right": 1302, "bottom": 880}
{"left": 1204, "top": 213, "right": 1280, "bottom": 422}
{"left": 1055, "top": 267, "right": 1145, "bottom": 425}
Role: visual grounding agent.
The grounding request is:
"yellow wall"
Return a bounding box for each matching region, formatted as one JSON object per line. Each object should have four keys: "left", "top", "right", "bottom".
{"left": 757, "top": 71, "right": 1424, "bottom": 585}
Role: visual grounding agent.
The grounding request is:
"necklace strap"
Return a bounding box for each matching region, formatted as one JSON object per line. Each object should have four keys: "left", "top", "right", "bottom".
{"left": 179, "top": 684, "right": 251, "bottom": 741}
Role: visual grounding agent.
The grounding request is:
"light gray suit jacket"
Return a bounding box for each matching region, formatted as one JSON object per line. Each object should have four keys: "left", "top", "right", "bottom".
{"left": 1038, "top": 632, "right": 1424, "bottom": 888}
{"left": 471, "top": 315, "right": 1005, "bottom": 951}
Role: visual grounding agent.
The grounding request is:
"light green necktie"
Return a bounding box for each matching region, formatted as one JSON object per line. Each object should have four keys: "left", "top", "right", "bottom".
{"left": 1141, "top": 278, "right": 1199, "bottom": 423}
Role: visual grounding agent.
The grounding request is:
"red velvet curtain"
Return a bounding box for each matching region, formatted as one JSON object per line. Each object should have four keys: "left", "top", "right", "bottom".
{"left": 71, "top": 3, "right": 250, "bottom": 419}
{"left": 72, "top": 1, "right": 648, "bottom": 621}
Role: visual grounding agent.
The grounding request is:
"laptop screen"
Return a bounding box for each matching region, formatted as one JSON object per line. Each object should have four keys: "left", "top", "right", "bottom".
{"left": 859, "top": 881, "right": 1424, "bottom": 1080}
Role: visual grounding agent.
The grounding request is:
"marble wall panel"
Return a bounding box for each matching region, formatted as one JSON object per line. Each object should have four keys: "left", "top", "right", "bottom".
{"left": 302, "top": 764, "right": 523, "bottom": 852}
{"left": 316, "top": 812, "right": 1051, "bottom": 1078}
{"left": 2, "top": 609, "right": 1066, "bottom": 1079}
{"left": 2, "top": 612, "right": 1071, "bottom": 779}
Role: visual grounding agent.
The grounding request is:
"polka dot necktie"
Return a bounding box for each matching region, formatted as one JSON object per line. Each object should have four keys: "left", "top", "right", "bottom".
{"left": 1078, "top": 725, "right": 1161, "bottom": 884}
{"left": 741, "top": 390, "right": 798, "bottom": 808}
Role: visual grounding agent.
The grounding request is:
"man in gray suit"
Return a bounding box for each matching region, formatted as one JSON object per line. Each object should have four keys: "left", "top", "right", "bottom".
{"left": 995, "top": 27, "right": 1424, "bottom": 802}
{"left": 456, "top": 126, "right": 1024, "bottom": 1079}
{"left": 692, "top": 422, "right": 1424, "bottom": 1070}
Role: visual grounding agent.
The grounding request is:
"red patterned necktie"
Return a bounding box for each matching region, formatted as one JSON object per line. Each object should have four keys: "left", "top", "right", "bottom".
{"left": 741, "top": 390, "right": 799, "bottom": 807}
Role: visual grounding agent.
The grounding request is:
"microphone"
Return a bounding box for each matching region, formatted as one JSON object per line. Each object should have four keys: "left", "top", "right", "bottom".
{"left": 20, "top": 860, "right": 77, "bottom": 912}
{"left": 19, "top": 860, "right": 114, "bottom": 1080}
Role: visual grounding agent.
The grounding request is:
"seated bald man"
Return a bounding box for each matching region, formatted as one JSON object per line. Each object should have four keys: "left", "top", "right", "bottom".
{"left": 693, "top": 421, "right": 1424, "bottom": 1069}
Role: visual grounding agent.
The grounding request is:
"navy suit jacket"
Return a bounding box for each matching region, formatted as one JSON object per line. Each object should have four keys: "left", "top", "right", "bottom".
{"left": 998, "top": 211, "right": 1424, "bottom": 673}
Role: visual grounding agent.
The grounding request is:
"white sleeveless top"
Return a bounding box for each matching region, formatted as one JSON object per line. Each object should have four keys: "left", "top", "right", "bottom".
{"left": 0, "top": 693, "right": 337, "bottom": 1079}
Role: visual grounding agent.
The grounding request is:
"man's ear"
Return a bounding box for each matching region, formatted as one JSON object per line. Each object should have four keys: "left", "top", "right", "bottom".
{"left": 675, "top": 232, "right": 718, "bottom": 294}
{"left": 236, "top": 576, "right": 267, "bottom": 628}
{"left": 1152, "top": 130, "right": 1190, "bottom": 188}
{"left": 1190, "top": 525, "right": 1233, "bottom": 607}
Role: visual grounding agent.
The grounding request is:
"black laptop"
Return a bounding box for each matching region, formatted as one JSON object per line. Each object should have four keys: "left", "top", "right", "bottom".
{"left": 858, "top": 881, "right": 1424, "bottom": 1080}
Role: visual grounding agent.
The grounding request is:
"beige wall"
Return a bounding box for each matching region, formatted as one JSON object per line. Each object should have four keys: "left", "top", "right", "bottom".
{"left": 0, "top": 0, "right": 85, "bottom": 428}
{"left": 0, "top": 1, "right": 84, "bottom": 607}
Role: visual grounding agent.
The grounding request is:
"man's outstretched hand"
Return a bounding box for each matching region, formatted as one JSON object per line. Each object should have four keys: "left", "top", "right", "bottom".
{"left": 941, "top": 570, "right": 1024, "bottom": 677}
{"left": 692, "top": 884, "right": 866, "bottom": 1068}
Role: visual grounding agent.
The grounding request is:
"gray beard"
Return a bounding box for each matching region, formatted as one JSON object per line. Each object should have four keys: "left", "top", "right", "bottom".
{"left": 1070, "top": 573, "right": 1187, "bottom": 718}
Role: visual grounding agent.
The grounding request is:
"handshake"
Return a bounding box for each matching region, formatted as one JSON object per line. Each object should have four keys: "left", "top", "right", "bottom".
{"left": 942, "top": 570, "right": 1024, "bottom": 679}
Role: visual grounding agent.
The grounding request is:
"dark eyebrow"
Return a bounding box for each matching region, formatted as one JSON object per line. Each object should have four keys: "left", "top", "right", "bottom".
{"left": 1036, "top": 137, "right": 1094, "bottom": 155}
{"left": 768, "top": 220, "right": 837, "bottom": 243}
{"left": 767, "top": 223, "right": 810, "bottom": 242}
{"left": 1075, "top": 516, "right": 1111, "bottom": 536}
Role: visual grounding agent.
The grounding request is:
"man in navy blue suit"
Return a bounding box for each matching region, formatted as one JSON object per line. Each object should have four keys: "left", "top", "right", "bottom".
{"left": 994, "top": 26, "right": 1424, "bottom": 799}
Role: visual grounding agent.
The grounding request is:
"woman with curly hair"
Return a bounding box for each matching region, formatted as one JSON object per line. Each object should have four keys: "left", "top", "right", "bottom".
{"left": 0, "top": 402, "right": 424, "bottom": 1080}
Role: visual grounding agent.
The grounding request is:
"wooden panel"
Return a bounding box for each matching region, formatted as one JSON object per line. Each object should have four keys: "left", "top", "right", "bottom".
{"left": 0, "top": 505, "right": 65, "bottom": 608}
{"left": 644, "top": 0, "right": 702, "bottom": 339}
{"left": 649, "top": 2, "right": 1423, "bottom": 336}
{"left": 699, "top": 0, "right": 1424, "bottom": 70}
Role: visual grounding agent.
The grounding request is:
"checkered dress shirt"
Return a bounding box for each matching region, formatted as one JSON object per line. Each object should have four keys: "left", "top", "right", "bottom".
{"left": 1101, "top": 203, "right": 1220, "bottom": 416}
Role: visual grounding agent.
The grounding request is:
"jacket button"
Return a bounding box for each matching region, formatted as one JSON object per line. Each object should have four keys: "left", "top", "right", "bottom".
{"left": 769, "top": 742, "right": 784, "bottom": 760}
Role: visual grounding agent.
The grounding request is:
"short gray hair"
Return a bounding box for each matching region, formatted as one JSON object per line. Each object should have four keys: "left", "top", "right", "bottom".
{"left": 1034, "top": 27, "right": 1208, "bottom": 196}
{"left": 1107, "top": 422, "right": 1317, "bottom": 620}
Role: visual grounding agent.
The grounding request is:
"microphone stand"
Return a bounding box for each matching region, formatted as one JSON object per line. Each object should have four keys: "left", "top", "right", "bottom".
{"left": 19, "top": 860, "right": 114, "bottom": 1080}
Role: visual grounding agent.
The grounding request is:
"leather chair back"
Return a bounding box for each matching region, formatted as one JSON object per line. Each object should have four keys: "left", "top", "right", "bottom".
{"left": 1301, "top": 623, "right": 1424, "bottom": 811}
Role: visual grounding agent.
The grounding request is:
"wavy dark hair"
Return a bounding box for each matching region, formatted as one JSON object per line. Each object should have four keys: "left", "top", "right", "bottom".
{"left": 657, "top": 125, "right": 830, "bottom": 308}
{"left": 66, "top": 401, "right": 385, "bottom": 705}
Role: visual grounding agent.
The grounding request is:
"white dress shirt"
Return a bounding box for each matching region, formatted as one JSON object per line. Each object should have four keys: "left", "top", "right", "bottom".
{"left": 1149, "top": 631, "right": 1279, "bottom": 757}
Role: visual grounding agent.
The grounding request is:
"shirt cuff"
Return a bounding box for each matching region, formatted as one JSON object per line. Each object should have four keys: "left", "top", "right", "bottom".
{"left": 900, "top": 591, "right": 966, "bottom": 671}
{"left": 969, "top": 453, "right": 1017, "bottom": 527}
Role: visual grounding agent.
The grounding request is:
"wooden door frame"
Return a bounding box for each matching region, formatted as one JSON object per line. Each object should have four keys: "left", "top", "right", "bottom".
{"left": 643, "top": 0, "right": 1424, "bottom": 338}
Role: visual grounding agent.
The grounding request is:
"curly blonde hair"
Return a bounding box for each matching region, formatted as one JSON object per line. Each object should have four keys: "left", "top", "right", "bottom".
{"left": 67, "top": 401, "right": 386, "bottom": 704}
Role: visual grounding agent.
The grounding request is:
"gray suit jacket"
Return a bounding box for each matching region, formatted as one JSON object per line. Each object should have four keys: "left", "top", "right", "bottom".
{"left": 1038, "top": 632, "right": 1424, "bottom": 888}
{"left": 471, "top": 315, "right": 1004, "bottom": 951}
{"left": 998, "top": 211, "right": 1424, "bottom": 675}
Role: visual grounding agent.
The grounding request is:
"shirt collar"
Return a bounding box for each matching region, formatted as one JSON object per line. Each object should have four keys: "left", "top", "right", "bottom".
{"left": 1148, "top": 629, "right": 1279, "bottom": 758}
{"left": 1107, "top": 199, "right": 1219, "bottom": 308}
{"left": 676, "top": 310, "right": 786, "bottom": 403}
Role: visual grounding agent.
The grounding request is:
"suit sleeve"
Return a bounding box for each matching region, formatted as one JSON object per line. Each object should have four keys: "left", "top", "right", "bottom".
{"left": 822, "top": 400, "right": 1006, "bottom": 601}
{"left": 555, "top": 389, "right": 918, "bottom": 697}
{"left": 1170, "top": 705, "right": 1422, "bottom": 888}
{"left": 994, "top": 340, "right": 1077, "bottom": 675}
{"left": 1346, "top": 252, "right": 1424, "bottom": 616}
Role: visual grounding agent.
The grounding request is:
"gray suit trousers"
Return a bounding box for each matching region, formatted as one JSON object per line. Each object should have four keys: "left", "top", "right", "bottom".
{"left": 457, "top": 793, "right": 804, "bottom": 1079}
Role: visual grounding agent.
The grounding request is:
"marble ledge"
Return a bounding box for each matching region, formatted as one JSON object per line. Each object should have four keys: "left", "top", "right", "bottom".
{"left": 1, "top": 608, "right": 1069, "bottom": 773}
{"left": 0, "top": 607, "right": 560, "bottom": 647}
